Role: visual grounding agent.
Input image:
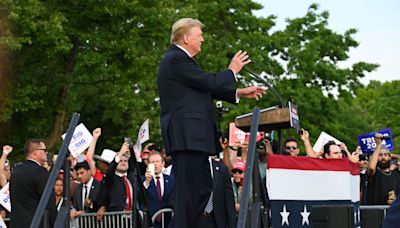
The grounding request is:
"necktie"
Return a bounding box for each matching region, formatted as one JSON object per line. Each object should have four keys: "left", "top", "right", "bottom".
{"left": 123, "top": 176, "right": 132, "bottom": 211}
{"left": 204, "top": 192, "right": 213, "bottom": 214}
{"left": 156, "top": 176, "right": 162, "bottom": 200}
{"left": 83, "top": 185, "right": 87, "bottom": 209}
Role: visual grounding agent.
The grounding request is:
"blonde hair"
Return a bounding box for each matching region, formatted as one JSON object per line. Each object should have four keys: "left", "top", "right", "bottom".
{"left": 170, "top": 18, "right": 204, "bottom": 44}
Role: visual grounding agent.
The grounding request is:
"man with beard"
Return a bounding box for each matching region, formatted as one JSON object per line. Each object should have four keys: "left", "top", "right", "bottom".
{"left": 367, "top": 133, "right": 400, "bottom": 205}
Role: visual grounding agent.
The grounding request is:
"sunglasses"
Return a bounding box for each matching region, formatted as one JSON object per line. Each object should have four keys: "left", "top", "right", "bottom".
{"left": 285, "top": 146, "right": 297, "bottom": 150}
{"left": 35, "top": 148, "right": 47, "bottom": 153}
{"left": 232, "top": 170, "right": 243, "bottom": 174}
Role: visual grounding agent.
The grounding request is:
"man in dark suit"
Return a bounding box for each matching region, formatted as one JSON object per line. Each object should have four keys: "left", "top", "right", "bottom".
{"left": 157, "top": 18, "right": 265, "bottom": 228}
{"left": 96, "top": 142, "right": 135, "bottom": 215}
{"left": 383, "top": 197, "right": 400, "bottom": 228}
{"left": 10, "top": 138, "right": 57, "bottom": 228}
{"left": 197, "top": 158, "right": 236, "bottom": 228}
{"left": 142, "top": 152, "right": 175, "bottom": 228}
{"left": 70, "top": 161, "right": 102, "bottom": 218}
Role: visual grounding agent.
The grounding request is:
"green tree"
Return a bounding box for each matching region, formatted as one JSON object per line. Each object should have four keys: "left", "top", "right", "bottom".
{"left": 353, "top": 80, "right": 400, "bottom": 153}
{"left": 0, "top": 1, "right": 378, "bottom": 160}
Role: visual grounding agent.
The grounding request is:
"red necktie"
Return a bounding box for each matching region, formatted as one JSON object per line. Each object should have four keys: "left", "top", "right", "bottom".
{"left": 123, "top": 176, "right": 132, "bottom": 211}
{"left": 156, "top": 176, "right": 162, "bottom": 201}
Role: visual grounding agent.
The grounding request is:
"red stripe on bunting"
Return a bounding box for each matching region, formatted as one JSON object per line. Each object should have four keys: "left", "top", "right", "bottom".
{"left": 267, "top": 154, "right": 360, "bottom": 175}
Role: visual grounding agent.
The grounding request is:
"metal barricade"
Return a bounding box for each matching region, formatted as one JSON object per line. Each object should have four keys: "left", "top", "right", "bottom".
{"left": 71, "top": 211, "right": 133, "bottom": 228}
{"left": 70, "top": 208, "right": 173, "bottom": 228}
{"left": 360, "top": 205, "right": 390, "bottom": 215}
{"left": 151, "top": 208, "right": 174, "bottom": 228}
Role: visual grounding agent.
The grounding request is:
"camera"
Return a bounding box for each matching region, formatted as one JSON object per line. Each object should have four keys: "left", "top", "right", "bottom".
{"left": 256, "top": 141, "right": 265, "bottom": 150}
{"left": 359, "top": 154, "right": 367, "bottom": 161}
{"left": 216, "top": 101, "right": 223, "bottom": 108}
{"left": 377, "top": 135, "right": 391, "bottom": 140}
{"left": 148, "top": 144, "right": 162, "bottom": 152}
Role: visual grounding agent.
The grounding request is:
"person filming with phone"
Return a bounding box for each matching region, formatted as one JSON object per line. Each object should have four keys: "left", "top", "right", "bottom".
{"left": 142, "top": 152, "right": 175, "bottom": 228}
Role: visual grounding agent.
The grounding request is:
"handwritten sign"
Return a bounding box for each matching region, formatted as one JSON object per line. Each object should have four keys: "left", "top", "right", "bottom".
{"left": 62, "top": 123, "right": 93, "bottom": 158}
{"left": 358, "top": 128, "right": 394, "bottom": 154}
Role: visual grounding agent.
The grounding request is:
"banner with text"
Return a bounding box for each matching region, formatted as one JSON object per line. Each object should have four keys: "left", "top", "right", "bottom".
{"left": 358, "top": 128, "right": 394, "bottom": 154}
{"left": 62, "top": 123, "right": 93, "bottom": 158}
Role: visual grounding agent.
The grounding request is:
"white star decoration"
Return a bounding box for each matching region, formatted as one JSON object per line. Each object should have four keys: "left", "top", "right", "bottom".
{"left": 300, "top": 205, "right": 310, "bottom": 226}
{"left": 280, "top": 204, "right": 290, "bottom": 226}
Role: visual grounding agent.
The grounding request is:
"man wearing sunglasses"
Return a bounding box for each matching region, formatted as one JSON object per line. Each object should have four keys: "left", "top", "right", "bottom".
{"left": 10, "top": 139, "right": 57, "bottom": 228}
{"left": 284, "top": 138, "right": 300, "bottom": 156}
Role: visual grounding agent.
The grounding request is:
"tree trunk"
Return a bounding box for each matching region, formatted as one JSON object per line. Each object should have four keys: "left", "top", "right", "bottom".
{"left": 45, "top": 37, "right": 80, "bottom": 149}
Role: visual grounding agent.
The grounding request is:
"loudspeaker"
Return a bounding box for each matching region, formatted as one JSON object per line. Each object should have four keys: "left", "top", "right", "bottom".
{"left": 360, "top": 209, "right": 384, "bottom": 228}
{"left": 310, "top": 204, "right": 354, "bottom": 228}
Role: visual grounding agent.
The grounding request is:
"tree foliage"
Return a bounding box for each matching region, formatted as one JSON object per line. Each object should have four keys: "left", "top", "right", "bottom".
{"left": 0, "top": 0, "right": 381, "bottom": 160}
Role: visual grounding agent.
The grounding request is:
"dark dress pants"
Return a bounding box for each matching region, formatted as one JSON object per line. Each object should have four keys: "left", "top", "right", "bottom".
{"left": 169, "top": 150, "right": 212, "bottom": 228}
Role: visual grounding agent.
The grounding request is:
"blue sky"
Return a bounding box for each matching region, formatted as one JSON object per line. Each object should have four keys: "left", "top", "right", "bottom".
{"left": 254, "top": 0, "right": 400, "bottom": 84}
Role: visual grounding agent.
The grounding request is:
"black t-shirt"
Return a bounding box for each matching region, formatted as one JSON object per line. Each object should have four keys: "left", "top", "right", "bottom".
{"left": 366, "top": 168, "right": 400, "bottom": 205}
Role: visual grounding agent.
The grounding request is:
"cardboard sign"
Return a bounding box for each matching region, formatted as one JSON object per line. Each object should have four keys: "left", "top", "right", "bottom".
{"left": 0, "top": 182, "right": 11, "bottom": 212}
{"left": 244, "top": 132, "right": 265, "bottom": 143}
{"left": 62, "top": 123, "right": 93, "bottom": 158}
{"left": 228, "top": 122, "right": 246, "bottom": 146}
{"left": 229, "top": 122, "right": 264, "bottom": 146}
{"left": 138, "top": 119, "right": 150, "bottom": 144}
{"left": 312, "top": 131, "right": 342, "bottom": 153}
{"left": 358, "top": 128, "right": 394, "bottom": 154}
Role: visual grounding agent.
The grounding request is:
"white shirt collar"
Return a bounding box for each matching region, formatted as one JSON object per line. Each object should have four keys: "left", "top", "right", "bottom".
{"left": 115, "top": 171, "right": 128, "bottom": 177}
{"left": 84, "top": 177, "right": 94, "bottom": 189}
{"left": 174, "top": 44, "right": 192, "bottom": 58}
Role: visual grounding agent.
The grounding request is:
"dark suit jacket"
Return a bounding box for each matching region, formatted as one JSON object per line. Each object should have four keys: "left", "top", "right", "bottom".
{"left": 101, "top": 157, "right": 136, "bottom": 212}
{"left": 9, "top": 160, "right": 57, "bottom": 228}
{"left": 211, "top": 159, "right": 237, "bottom": 228}
{"left": 73, "top": 178, "right": 102, "bottom": 212}
{"left": 383, "top": 197, "right": 400, "bottom": 228}
{"left": 157, "top": 44, "right": 237, "bottom": 155}
{"left": 141, "top": 173, "right": 175, "bottom": 216}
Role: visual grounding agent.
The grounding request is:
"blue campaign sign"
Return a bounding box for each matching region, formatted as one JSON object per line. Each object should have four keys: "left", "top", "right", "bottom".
{"left": 358, "top": 128, "right": 394, "bottom": 154}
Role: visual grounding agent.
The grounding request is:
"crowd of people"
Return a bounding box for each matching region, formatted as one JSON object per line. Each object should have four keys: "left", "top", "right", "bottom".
{"left": 2, "top": 126, "right": 399, "bottom": 227}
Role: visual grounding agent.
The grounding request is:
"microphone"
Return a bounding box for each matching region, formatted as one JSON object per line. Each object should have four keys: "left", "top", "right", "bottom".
{"left": 226, "top": 52, "right": 235, "bottom": 59}
{"left": 226, "top": 51, "right": 286, "bottom": 107}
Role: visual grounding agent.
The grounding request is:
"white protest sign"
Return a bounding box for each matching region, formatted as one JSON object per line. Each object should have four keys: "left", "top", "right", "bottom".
{"left": 0, "top": 216, "right": 7, "bottom": 228}
{"left": 62, "top": 123, "right": 93, "bottom": 158}
{"left": 138, "top": 119, "right": 150, "bottom": 144}
{"left": 312, "top": 131, "right": 342, "bottom": 153}
{"left": 0, "top": 182, "right": 11, "bottom": 212}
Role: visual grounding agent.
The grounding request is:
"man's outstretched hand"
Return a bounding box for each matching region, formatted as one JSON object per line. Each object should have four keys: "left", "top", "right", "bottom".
{"left": 237, "top": 86, "right": 266, "bottom": 100}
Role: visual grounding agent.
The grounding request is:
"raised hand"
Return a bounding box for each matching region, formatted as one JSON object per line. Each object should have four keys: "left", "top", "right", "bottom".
{"left": 2, "top": 145, "right": 12, "bottom": 155}
{"left": 92, "top": 128, "right": 101, "bottom": 139}
{"left": 228, "top": 50, "right": 251, "bottom": 74}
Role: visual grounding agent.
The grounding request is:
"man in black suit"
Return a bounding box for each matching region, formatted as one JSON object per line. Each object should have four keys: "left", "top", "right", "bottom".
{"left": 197, "top": 158, "right": 236, "bottom": 228}
{"left": 70, "top": 161, "right": 102, "bottom": 218}
{"left": 383, "top": 197, "right": 400, "bottom": 228}
{"left": 10, "top": 138, "right": 57, "bottom": 228}
{"left": 142, "top": 152, "right": 175, "bottom": 228}
{"left": 96, "top": 142, "right": 136, "bottom": 218}
{"left": 157, "top": 18, "right": 265, "bottom": 228}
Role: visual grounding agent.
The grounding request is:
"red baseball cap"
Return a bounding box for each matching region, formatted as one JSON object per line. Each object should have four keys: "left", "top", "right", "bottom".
{"left": 232, "top": 161, "right": 246, "bottom": 172}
